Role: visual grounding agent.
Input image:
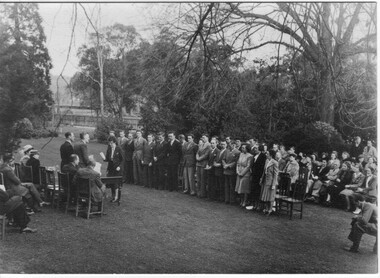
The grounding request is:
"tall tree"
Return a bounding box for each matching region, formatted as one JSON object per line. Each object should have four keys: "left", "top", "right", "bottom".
{"left": 0, "top": 3, "right": 52, "bottom": 154}
{"left": 181, "top": 3, "right": 376, "bottom": 129}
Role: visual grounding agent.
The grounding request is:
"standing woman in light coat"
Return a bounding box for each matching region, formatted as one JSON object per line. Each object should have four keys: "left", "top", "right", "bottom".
{"left": 235, "top": 143, "right": 253, "bottom": 207}
{"left": 260, "top": 149, "right": 279, "bottom": 216}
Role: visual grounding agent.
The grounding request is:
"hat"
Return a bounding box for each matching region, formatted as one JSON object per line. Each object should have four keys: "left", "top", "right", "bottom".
{"left": 30, "top": 149, "right": 39, "bottom": 155}
{"left": 22, "top": 144, "right": 34, "bottom": 154}
{"left": 288, "top": 153, "right": 297, "bottom": 158}
{"left": 358, "top": 154, "right": 364, "bottom": 159}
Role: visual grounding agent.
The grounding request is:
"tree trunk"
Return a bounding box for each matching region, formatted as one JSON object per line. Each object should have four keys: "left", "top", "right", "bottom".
{"left": 319, "top": 69, "right": 335, "bottom": 125}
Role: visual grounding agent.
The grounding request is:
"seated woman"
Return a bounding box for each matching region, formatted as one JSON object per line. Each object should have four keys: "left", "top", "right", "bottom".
{"left": 283, "top": 153, "right": 299, "bottom": 191}
{"left": 319, "top": 161, "right": 340, "bottom": 204}
{"left": 339, "top": 165, "right": 365, "bottom": 211}
{"left": 341, "top": 151, "right": 351, "bottom": 163}
{"left": 364, "top": 157, "right": 377, "bottom": 172}
{"left": 325, "top": 161, "right": 353, "bottom": 206}
{"left": 328, "top": 151, "right": 341, "bottom": 169}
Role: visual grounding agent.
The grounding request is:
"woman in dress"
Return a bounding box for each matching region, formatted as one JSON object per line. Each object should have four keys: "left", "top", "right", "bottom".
{"left": 260, "top": 149, "right": 279, "bottom": 216}
{"left": 235, "top": 143, "right": 253, "bottom": 207}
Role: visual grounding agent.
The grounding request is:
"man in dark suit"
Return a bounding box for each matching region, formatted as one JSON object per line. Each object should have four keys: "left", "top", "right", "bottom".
{"left": 182, "top": 134, "right": 198, "bottom": 195}
{"left": 246, "top": 145, "right": 266, "bottom": 210}
{"left": 103, "top": 136, "right": 123, "bottom": 202}
{"left": 206, "top": 139, "right": 220, "bottom": 200}
{"left": 62, "top": 154, "right": 80, "bottom": 200}
{"left": 60, "top": 132, "right": 75, "bottom": 170}
{"left": 73, "top": 160, "right": 106, "bottom": 204}
{"left": 166, "top": 131, "right": 182, "bottom": 192}
{"left": 132, "top": 130, "right": 147, "bottom": 185}
{"left": 74, "top": 132, "right": 90, "bottom": 168}
{"left": 153, "top": 132, "right": 167, "bottom": 190}
{"left": 142, "top": 134, "right": 155, "bottom": 188}
{"left": 123, "top": 132, "right": 135, "bottom": 184}
{"left": 117, "top": 130, "right": 128, "bottom": 183}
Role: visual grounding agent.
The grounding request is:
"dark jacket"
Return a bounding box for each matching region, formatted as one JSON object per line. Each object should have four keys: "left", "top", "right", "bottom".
{"left": 104, "top": 145, "right": 123, "bottom": 173}
{"left": 62, "top": 162, "right": 80, "bottom": 184}
{"left": 166, "top": 140, "right": 182, "bottom": 166}
{"left": 223, "top": 149, "right": 240, "bottom": 176}
{"left": 0, "top": 189, "right": 23, "bottom": 215}
{"left": 214, "top": 148, "right": 227, "bottom": 177}
{"left": 74, "top": 141, "right": 89, "bottom": 168}
{"left": 153, "top": 140, "right": 167, "bottom": 166}
{"left": 123, "top": 140, "right": 135, "bottom": 162}
{"left": 142, "top": 142, "right": 155, "bottom": 165}
{"left": 0, "top": 164, "right": 28, "bottom": 197}
{"left": 251, "top": 152, "right": 267, "bottom": 184}
{"left": 60, "top": 141, "right": 74, "bottom": 169}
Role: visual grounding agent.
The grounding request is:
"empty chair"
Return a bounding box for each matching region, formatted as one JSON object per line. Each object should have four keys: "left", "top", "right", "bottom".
{"left": 75, "top": 177, "right": 104, "bottom": 219}
{"left": 57, "top": 171, "right": 71, "bottom": 213}
{"left": 277, "top": 180, "right": 307, "bottom": 220}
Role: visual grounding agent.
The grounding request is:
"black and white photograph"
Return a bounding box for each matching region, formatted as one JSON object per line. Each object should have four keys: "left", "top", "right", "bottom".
{"left": 0, "top": 1, "right": 377, "bottom": 275}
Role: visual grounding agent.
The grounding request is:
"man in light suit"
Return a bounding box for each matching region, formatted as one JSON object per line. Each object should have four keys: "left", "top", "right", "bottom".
{"left": 132, "top": 130, "right": 147, "bottom": 185}
{"left": 166, "top": 131, "right": 182, "bottom": 192}
{"left": 153, "top": 132, "right": 167, "bottom": 190}
{"left": 60, "top": 131, "right": 75, "bottom": 170}
{"left": 103, "top": 136, "right": 123, "bottom": 201}
{"left": 74, "top": 132, "right": 90, "bottom": 168}
{"left": 196, "top": 134, "right": 211, "bottom": 198}
{"left": 182, "top": 134, "right": 198, "bottom": 195}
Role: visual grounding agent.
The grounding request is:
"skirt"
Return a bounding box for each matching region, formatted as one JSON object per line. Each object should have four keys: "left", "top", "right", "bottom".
{"left": 260, "top": 184, "right": 276, "bottom": 202}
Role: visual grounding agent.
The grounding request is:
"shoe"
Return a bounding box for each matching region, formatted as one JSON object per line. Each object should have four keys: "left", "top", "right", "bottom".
{"left": 40, "top": 201, "right": 51, "bottom": 207}
{"left": 267, "top": 211, "right": 273, "bottom": 217}
{"left": 33, "top": 208, "right": 42, "bottom": 213}
{"left": 353, "top": 208, "right": 361, "bottom": 215}
{"left": 110, "top": 199, "right": 117, "bottom": 203}
{"left": 21, "top": 227, "right": 37, "bottom": 233}
{"left": 183, "top": 190, "right": 189, "bottom": 194}
{"left": 27, "top": 211, "right": 35, "bottom": 216}
{"left": 246, "top": 206, "right": 254, "bottom": 210}
{"left": 344, "top": 247, "right": 359, "bottom": 253}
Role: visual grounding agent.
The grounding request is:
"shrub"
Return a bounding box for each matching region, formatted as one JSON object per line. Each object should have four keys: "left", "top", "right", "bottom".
{"left": 95, "top": 116, "right": 133, "bottom": 143}
{"left": 13, "top": 118, "right": 34, "bottom": 139}
{"left": 31, "top": 128, "right": 59, "bottom": 138}
{"left": 282, "top": 121, "right": 347, "bottom": 155}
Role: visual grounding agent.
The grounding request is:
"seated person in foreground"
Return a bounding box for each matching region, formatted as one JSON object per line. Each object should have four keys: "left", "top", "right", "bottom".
{"left": 25, "top": 149, "right": 41, "bottom": 186}
{"left": 73, "top": 160, "right": 106, "bottom": 205}
{"left": 0, "top": 188, "right": 37, "bottom": 233}
{"left": 339, "top": 165, "right": 366, "bottom": 211}
{"left": 346, "top": 200, "right": 377, "bottom": 254}
{"left": 351, "top": 167, "right": 377, "bottom": 214}
{"left": 0, "top": 153, "right": 49, "bottom": 213}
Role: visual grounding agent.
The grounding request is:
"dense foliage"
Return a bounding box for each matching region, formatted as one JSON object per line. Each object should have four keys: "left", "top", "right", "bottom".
{"left": 0, "top": 3, "right": 52, "bottom": 154}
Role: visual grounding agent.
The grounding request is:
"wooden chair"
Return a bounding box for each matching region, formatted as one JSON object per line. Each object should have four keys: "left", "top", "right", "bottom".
{"left": 45, "top": 168, "right": 58, "bottom": 207}
{"left": 75, "top": 177, "right": 104, "bottom": 219}
{"left": 20, "top": 164, "right": 33, "bottom": 183}
{"left": 277, "top": 180, "right": 307, "bottom": 220}
{"left": 101, "top": 176, "right": 123, "bottom": 206}
{"left": 57, "top": 172, "right": 71, "bottom": 213}
{"left": 14, "top": 162, "right": 21, "bottom": 178}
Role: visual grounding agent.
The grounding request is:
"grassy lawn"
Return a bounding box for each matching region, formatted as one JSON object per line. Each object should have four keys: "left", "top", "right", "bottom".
{"left": 0, "top": 135, "right": 378, "bottom": 274}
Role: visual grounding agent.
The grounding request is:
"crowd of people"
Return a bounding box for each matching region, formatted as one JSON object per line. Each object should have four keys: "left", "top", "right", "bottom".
{"left": 0, "top": 130, "right": 377, "bottom": 252}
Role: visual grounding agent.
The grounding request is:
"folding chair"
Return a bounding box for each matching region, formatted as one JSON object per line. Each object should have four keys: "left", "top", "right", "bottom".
{"left": 75, "top": 177, "right": 104, "bottom": 219}
{"left": 57, "top": 172, "right": 71, "bottom": 213}
{"left": 277, "top": 180, "right": 307, "bottom": 220}
{"left": 101, "top": 176, "right": 123, "bottom": 206}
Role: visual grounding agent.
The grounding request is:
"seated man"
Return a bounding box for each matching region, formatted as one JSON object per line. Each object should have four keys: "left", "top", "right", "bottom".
{"left": 339, "top": 165, "right": 365, "bottom": 211}
{"left": 26, "top": 149, "right": 41, "bottom": 186}
{"left": 319, "top": 161, "right": 340, "bottom": 204}
{"left": 0, "top": 153, "right": 49, "bottom": 213}
{"left": 73, "top": 160, "right": 106, "bottom": 208}
{"left": 62, "top": 154, "right": 80, "bottom": 201}
{"left": 346, "top": 200, "right": 377, "bottom": 254}
{"left": 307, "top": 158, "right": 330, "bottom": 203}
{"left": 0, "top": 188, "right": 37, "bottom": 233}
